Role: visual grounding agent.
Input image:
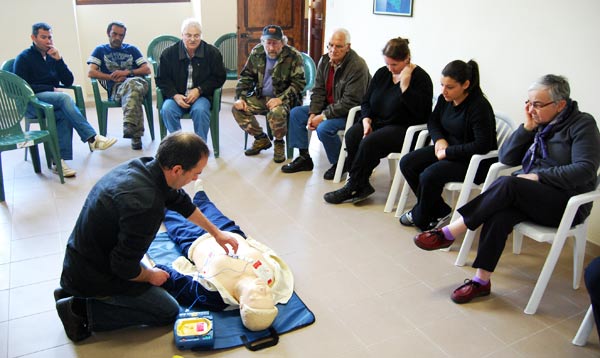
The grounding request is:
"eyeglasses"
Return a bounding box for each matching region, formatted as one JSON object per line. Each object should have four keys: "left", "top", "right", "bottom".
{"left": 525, "top": 100, "right": 555, "bottom": 109}
{"left": 327, "top": 43, "right": 346, "bottom": 50}
{"left": 183, "top": 33, "right": 201, "bottom": 40}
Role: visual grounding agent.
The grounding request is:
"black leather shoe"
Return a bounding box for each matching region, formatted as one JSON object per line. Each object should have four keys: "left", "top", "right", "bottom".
{"left": 53, "top": 287, "right": 71, "bottom": 302}
{"left": 324, "top": 183, "right": 358, "bottom": 204}
{"left": 352, "top": 183, "right": 375, "bottom": 204}
{"left": 323, "top": 162, "right": 349, "bottom": 180}
{"left": 281, "top": 156, "right": 314, "bottom": 173}
{"left": 56, "top": 297, "right": 91, "bottom": 342}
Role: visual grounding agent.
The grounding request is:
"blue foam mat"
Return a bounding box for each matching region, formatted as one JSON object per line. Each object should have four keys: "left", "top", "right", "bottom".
{"left": 149, "top": 232, "right": 315, "bottom": 351}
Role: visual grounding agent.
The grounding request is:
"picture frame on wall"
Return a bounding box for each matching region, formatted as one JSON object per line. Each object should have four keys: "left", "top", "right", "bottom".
{"left": 373, "top": 0, "right": 413, "bottom": 17}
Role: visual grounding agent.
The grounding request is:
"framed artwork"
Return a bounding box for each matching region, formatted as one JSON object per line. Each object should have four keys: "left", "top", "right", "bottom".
{"left": 373, "top": 0, "right": 413, "bottom": 17}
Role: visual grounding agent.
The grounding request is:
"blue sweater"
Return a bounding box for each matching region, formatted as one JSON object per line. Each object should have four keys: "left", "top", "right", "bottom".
{"left": 14, "top": 44, "right": 74, "bottom": 93}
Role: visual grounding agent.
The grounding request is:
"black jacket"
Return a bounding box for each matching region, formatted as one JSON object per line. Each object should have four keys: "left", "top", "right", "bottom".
{"left": 156, "top": 40, "right": 226, "bottom": 100}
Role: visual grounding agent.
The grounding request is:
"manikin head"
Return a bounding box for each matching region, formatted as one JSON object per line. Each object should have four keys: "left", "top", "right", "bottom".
{"left": 238, "top": 277, "right": 278, "bottom": 331}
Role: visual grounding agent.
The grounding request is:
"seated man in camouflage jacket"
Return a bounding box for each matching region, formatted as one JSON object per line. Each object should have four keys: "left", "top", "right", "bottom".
{"left": 232, "top": 25, "right": 306, "bottom": 163}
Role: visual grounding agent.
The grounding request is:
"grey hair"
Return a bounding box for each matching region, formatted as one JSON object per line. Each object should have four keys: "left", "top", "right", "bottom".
{"left": 260, "top": 35, "right": 288, "bottom": 46}
{"left": 331, "top": 28, "right": 351, "bottom": 45}
{"left": 528, "top": 74, "right": 570, "bottom": 102}
{"left": 181, "top": 18, "right": 202, "bottom": 35}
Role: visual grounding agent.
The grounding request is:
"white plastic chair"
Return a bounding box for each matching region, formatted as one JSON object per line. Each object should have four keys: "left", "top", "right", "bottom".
{"left": 455, "top": 162, "right": 600, "bottom": 314}
{"left": 383, "top": 124, "right": 428, "bottom": 212}
{"left": 333, "top": 106, "right": 361, "bottom": 183}
{"left": 573, "top": 305, "right": 594, "bottom": 346}
{"left": 389, "top": 113, "right": 516, "bottom": 218}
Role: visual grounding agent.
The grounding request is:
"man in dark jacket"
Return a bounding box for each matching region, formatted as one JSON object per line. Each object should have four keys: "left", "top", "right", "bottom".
{"left": 156, "top": 18, "right": 226, "bottom": 142}
{"left": 55, "top": 132, "right": 239, "bottom": 342}
{"left": 281, "top": 28, "right": 371, "bottom": 180}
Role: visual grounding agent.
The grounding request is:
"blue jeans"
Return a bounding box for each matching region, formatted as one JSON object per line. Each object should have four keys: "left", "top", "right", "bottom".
{"left": 288, "top": 105, "right": 346, "bottom": 164}
{"left": 161, "top": 97, "right": 211, "bottom": 141}
{"left": 27, "top": 91, "right": 96, "bottom": 160}
{"left": 87, "top": 285, "right": 180, "bottom": 331}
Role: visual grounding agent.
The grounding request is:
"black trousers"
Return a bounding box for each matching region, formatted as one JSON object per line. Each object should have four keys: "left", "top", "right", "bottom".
{"left": 344, "top": 121, "right": 408, "bottom": 187}
{"left": 458, "top": 176, "right": 576, "bottom": 272}
{"left": 584, "top": 257, "right": 600, "bottom": 342}
{"left": 399, "top": 146, "right": 471, "bottom": 230}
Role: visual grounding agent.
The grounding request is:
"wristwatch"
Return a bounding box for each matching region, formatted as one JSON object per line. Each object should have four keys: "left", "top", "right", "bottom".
{"left": 129, "top": 69, "right": 134, "bottom": 77}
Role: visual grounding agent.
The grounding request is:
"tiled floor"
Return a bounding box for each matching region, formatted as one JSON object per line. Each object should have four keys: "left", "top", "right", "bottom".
{"left": 1, "top": 90, "right": 599, "bottom": 357}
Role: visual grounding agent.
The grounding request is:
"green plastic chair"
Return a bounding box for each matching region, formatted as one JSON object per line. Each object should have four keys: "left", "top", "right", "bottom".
{"left": 214, "top": 33, "right": 238, "bottom": 80}
{"left": 148, "top": 35, "right": 222, "bottom": 157}
{"left": 2, "top": 58, "right": 87, "bottom": 161}
{"left": 0, "top": 70, "right": 64, "bottom": 201}
{"left": 90, "top": 76, "right": 155, "bottom": 140}
{"left": 243, "top": 52, "right": 316, "bottom": 159}
{"left": 147, "top": 35, "right": 180, "bottom": 74}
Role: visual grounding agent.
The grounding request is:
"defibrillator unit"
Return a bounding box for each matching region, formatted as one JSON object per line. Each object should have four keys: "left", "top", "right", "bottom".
{"left": 173, "top": 311, "right": 214, "bottom": 350}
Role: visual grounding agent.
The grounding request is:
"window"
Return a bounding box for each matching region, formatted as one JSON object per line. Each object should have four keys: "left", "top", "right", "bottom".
{"left": 76, "top": 0, "right": 188, "bottom": 5}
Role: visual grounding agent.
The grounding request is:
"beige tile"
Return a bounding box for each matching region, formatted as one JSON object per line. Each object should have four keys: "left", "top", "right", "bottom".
{"left": 8, "top": 310, "right": 69, "bottom": 357}
{"left": 335, "top": 294, "right": 414, "bottom": 347}
{"left": 0, "top": 289, "right": 8, "bottom": 322}
{"left": 9, "top": 254, "right": 62, "bottom": 288}
{"left": 455, "top": 295, "right": 549, "bottom": 345}
{"left": 9, "top": 280, "right": 57, "bottom": 319}
{"left": 419, "top": 313, "right": 505, "bottom": 357}
{"left": 22, "top": 344, "right": 79, "bottom": 358}
{"left": 10, "top": 233, "right": 61, "bottom": 262}
{"left": 0, "top": 321, "right": 7, "bottom": 358}
{"left": 510, "top": 326, "right": 597, "bottom": 357}
{"left": 0, "top": 264, "right": 8, "bottom": 291}
{"left": 367, "top": 329, "right": 447, "bottom": 357}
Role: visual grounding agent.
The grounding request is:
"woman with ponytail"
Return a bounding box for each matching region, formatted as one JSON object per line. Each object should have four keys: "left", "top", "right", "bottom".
{"left": 399, "top": 59, "right": 497, "bottom": 231}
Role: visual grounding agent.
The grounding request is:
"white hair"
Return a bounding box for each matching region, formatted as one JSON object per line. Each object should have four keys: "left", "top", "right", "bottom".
{"left": 181, "top": 18, "right": 202, "bottom": 35}
{"left": 331, "top": 28, "right": 351, "bottom": 45}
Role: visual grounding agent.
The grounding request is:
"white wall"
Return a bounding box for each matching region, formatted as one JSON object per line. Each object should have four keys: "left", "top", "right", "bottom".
{"left": 1, "top": 0, "right": 85, "bottom": 81}
{"left": 325, "top": 0, "right": 600, "bottom": 244}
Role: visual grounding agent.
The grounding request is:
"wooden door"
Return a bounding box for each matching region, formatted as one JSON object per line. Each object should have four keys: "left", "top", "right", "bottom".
{"left": 309, "top": 0, "right": 325, "bottom": 62}
{"left": 237, "top": 0, "right": 306, "bottom": 72}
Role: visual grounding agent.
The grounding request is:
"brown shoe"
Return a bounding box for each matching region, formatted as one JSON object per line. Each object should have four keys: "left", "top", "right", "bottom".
{"left": 273, "top": 140, "right": 285, "bottom": 163}
{"left": 451, "top": 279, "right": 491, "bottom": 304}
{"left": 245, "top": 136, "right": 272, "bottom": 156}
{"left": 413, "top": 229, "right": 453, "bottom": 251}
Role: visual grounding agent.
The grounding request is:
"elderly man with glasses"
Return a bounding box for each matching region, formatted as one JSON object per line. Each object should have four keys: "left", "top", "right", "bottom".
{"left": 156, "top": 18, "right": 226, "bottom": 142}
{"left": 282, "top": 28, "right": 371, "bottom": 180}
{"left": 232, "top": 25, "right": 306, "bottom": 163}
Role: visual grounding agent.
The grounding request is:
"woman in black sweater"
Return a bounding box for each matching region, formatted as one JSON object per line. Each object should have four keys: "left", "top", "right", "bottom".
{"left": 324, "top": 37, "right": 433, "bottom": 204}
{"left": 399, "top": 60, "right": 497, "bottom": 231}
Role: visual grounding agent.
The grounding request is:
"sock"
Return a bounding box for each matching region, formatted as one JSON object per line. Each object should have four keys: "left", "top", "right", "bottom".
{"left": 441, "top": 226, "right": 456, "bottom": 241}
{"left": 255, "top": 133, "right": 267, "bottom": 140}
{"left": 274, "top": 139, "right": 284, "bottom": 143}
{"left": 299, "top": 149, "right": 310, "bottom": 158}
{"left": 472, "top": 276, "right": 489, "bottom": 285}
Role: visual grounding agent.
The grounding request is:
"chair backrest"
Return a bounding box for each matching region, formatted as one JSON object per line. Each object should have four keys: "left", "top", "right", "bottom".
{"left": 1, "top": 59, "right": 15, "bottom": 73}
{"left": 213, "top": 33, "right": 237, "bottom": 76}
{"left": 494, "top": 112, "right": 517, "bottom": 149}
{"left": 301, "top": 52, "right": 316, "bottom": 93}
{"left": 0, "top": 70, "right": 34, "bottom": 134}
{"left": 147, "top": 35, "right": 180, "bottom": 73}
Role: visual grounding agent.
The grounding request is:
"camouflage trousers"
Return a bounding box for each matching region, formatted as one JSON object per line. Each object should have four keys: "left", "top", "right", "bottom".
{"left": 112, "top": 77, "right": 149, "bottom": 137}
{"left": 232, "top": 96, "right": 290, "bottom": 139}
